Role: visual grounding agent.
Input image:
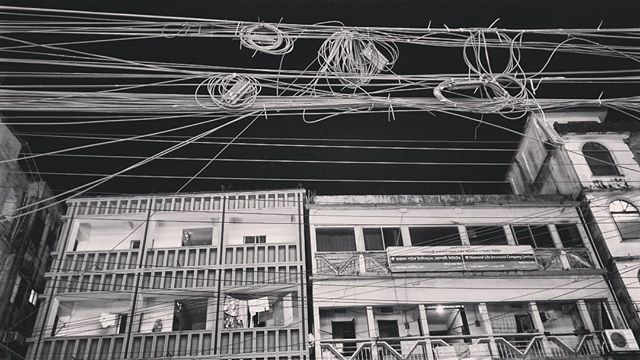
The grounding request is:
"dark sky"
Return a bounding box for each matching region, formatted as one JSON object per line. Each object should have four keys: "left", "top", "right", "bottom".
{"left": 2, "top": 0, "right": 640, "bottom": 196}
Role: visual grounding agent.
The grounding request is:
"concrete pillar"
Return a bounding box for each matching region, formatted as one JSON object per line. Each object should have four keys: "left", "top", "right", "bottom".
{"left": 419, "top": 305, "right": 435, "bottom": 360}
{"left": 458, "top": 226, "right": 470, "bottom": 246}
{"left": 477, "top": 303, "right": 499, "bottom": 356}
{"left": 354, "top": 226, "right": 366, "bottom": 274}
{"left": 576, "top": 300, "right": 595, "bottom": 331}
{"left": 549, "top": 225, "right": 571, "bottom": 269}
{"left": 400, "top": 226, "right": 412, "bottom": 247}
{"left": 313, "top": 305, "right": 321, "bottom": 360}
{"left": 366, "top": 306, "right": 379, "bottom": 360}
{"left": 529, "top": 302, "right": 555, "bottom": 357}
{"left": 504, "top": 225, "right": 516, "bottom": 246}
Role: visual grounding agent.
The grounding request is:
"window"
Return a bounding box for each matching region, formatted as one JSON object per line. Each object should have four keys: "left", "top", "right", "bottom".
{"left": 182, "top": 228, "right": 213, "bottom": 246}
{"left": 467, "top": 226, "right": 508, "bottom": 245}
{"left": 512, "top": 225, "right": 556, "bottom": 248}
{"left": 363, "top": 228, "right": 402, "bottom": 250}
{"left": 555, "top": 224, "right": 585, "bottom": 248}
{"left": 117, "top": 313, "right": 128, "bottom": 334}
{"left": 28, "top": 289, "right": 38, "bottom": 306}
{"left": 610, "top": 200, "right": 640, "bottom": 240}
{"left": 585, "top": 300, "right": 613, "bottom": 330}
{"left": 409, "top": 227, "right": 461, "bottom": 246}
{"left": 244, "top": 235, "right": 266, "bottom": 244}
{"left": 173, "top": 299, "right": 208, "bottom": 331}
{"left": 316, "top": 228, "right": 356, "bottom": 252}
{"left": 582, "top": 142, "right": 620, "bottom": 176}
{"left": 130, "top": 240, "right": 141, "bottom": 249}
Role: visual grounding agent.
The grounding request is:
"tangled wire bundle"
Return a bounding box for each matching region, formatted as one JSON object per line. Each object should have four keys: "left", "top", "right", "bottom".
{"left": 195, "top": 73, "right": 261, "bottom": 111}
{"left": 433, "top": 31, "right": 537, "bottom": 117}
{"left": 318, "top": 30, "right": 399, "bottom": 88}
{"left": 239, "top": 23, "right": 294, "bottom": 55}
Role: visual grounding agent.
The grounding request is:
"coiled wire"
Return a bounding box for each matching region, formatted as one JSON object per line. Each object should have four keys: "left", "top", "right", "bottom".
{"left": 238, "top": 23, "right": 294, "bottom": 55}
{"left": 195, "top": 73, "right": 261, "bottom": 111}
{"left": 318, "top": 30, "right": 399, "bottom": 88}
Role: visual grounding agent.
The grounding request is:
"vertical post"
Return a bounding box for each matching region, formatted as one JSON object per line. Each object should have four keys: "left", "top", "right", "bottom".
{"left": 549, "top": 225, "right": 571, "bottom": 269}
{"left": 366, "top": 306, "right": 379, "bottom": 360}
{"left": 477, "top": 303, "right": 499, "bottom": 357}
{"left": 576, "top": 300, "right": 595, "bottom": 331}
{"left": 418, "top": 305, "right": 435, "bottom": 360}
{"left": 313, "top": 305, "right": 321, "bottom": 360}
{"left": 458, "top": 226, "right": 470, "bottom": 246}
{"left": 354, "top": 226, "right": 366, "bottom": 274}
{"left": 529, "top": 301, "right": 554, "bottom": 357}
{"left": 504, "top": 225, "right": 516, "bottom": 246}
{"left": 124, "top": 203, "right": 153, "bottom": 358}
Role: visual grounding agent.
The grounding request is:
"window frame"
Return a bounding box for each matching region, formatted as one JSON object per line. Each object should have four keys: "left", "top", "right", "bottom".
{"left": 315, "top": 227, "right": 357, "bottom": 252}
{"left": 610, "top": 199, "right": 640, "bottom": 241}
{"left": 363, "top": 227, "right": 403, "bottom": 251}
{"left": 582, "top": 142, "right": 621, "bottom": 176}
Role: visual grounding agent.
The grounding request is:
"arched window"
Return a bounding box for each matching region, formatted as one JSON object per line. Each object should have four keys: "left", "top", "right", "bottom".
{"left": 610, "top": 200, "right": 640, "bottom": 240}
{"left": 582, "top": 142, "right": 620, "bottom": 176}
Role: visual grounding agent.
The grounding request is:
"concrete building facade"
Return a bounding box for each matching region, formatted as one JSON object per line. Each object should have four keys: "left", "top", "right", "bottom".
{"left": 308, "top": 193, "right": 636, "bottom": 360}
{"left": 27, "top": 189, "right": 308, "bottom": 360}
{"left": 0, "top": 122, "right": 62, "bottom": 360}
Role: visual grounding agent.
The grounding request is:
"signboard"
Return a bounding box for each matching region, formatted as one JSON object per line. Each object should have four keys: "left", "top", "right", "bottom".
{"left": 387, "top": 245, "right": 538, "bottom": 272}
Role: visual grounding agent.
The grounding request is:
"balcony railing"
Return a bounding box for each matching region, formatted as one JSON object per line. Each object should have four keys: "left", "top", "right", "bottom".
{"left": 56, "top": 271, "right": 136, "bottom": 294}
{"left": 140, "top": 268, "right": 217, "bottom": 291}
{"left": 145, "top": 246, "right": 218, "bottom": 268}
{"left": 319, "top": 333, "right": 604, "bottom": 360}
{"left": 36, "top": 328, "right": 303, "bottom": 360}
{"left": 223, "top": 243, "right": 300, "bottom": 265}
{"left": 315, "top": 248, "right": 596, "bottom": 276}
{"left": 219, "top": 327, "right": 301, "bottom": 355}
{"left": 51, "top": 249, "right": 139, "bottom": 273}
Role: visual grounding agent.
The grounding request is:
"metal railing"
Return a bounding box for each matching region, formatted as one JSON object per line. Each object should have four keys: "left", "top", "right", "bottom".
{"left": 319, "top": 332, "right": 604, "bottom": 360}
{"left": 316, "top": 248, "right": 596, "bottom": 276}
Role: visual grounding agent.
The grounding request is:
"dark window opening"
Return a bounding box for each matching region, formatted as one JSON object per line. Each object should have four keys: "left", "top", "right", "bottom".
{"left": 409, "top": 227, "right": 461, "bottom": 246}
{"left": 117, "top": 313, "right": 128, "bottom": 334}
{"left": 512, "top": 225, "right": 555, "bottom": 248}
{"left": 172, "top": 298, "right": 208, "bottom": 331}
{"left": 182, "top": 228, "right": 213, "bottom": 246}
{"left": 467, "top": 226, "right": 508, "bottom": 246}
{"left": 332, "top": 320, "right": 356, "bottom": 356}
{"left": 130, "top": 240, "right": 141, "bottom": 249}
{"left": 582, "top": 142, "right": 620, "bottom": 176}
{"left": 377, "top": 320, "right": 401, "bottom": 353}
{"left": 555, "top": 224, "right": 585, "bottom": 248}
{"left": 363, "top": 228, "right": 402, "bottom": 250}
{"left": 316, "top": 228, "right": 356, "bottom": 252}
{"left": 244, "top": 235, "right": 266, "bottom": 244}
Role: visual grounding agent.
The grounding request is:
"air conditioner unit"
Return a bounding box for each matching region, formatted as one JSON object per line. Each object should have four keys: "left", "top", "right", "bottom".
{"left": 603, "top": 329, "right": 640, "bottom": 353}
{"left": 2, "top": 331, "right": 25, "bottom": 346}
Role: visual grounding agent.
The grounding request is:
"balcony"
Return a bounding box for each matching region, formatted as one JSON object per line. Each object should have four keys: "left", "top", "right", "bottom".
{"left": 36, "top": 328, "right": 304, "bottom": 360}
{"left": 315, "top": 248, "right": 596, "bottom": 276}
{"left": 56, "top": 271, "right": 136, "bottom": 294}
{"left": 319, "top": 333, "right": 604, "bottom": 360}
{"left": 51, "top": 249, "right": 139, "bottom": 273}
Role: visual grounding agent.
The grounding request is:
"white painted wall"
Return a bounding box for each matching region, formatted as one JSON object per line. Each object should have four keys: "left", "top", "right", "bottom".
{"left": 563, "top": 133, "right": 640, "bottom": 189}
{"left": 224, "top": 213, "right": 299, "bottom": 245}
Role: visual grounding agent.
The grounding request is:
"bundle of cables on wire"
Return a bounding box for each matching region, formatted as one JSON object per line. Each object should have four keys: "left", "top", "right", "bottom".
{"left": 433, "top": 30, "right": 537, "bottom": 117}
{"left": 318, "top": 29, "right": 399, "bottom": 89}
{"left": 195, "top": 73, "right": 261, "bottom": 111}
{"left": 238, "top": 22, "right": 294, "bottom": 55}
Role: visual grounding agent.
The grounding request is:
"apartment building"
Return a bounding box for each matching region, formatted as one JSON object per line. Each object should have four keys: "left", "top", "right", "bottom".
{"left": 0, "top": 122, "right": 62, "bottom": 360}
{"left": 28, "top": 189, "right": 308, "bottom": 360}
{"left": 307, "top": 193, "right": 636, "bottom": 360}
{"left": 549, "top": 110, "right": 640, "bottom": 344}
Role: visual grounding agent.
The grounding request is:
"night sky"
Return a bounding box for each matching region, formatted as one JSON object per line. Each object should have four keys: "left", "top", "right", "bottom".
{"left": 2, "top": 0, "right": 640, "bottom": 196}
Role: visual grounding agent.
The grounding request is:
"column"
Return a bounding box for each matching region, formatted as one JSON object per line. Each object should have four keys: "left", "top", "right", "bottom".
{"left": 549, "top": 225, "right": 571, "bottom": 269}
{"left": 366, "top": 306, "right": 379, "bottom": 360}
{"left": 478, "top": 303, "right": 499, "bottom": 356}
{"left": 529, "top": 301, "right": 555, "bottom": 357}
{"left": 576, "top": 300, "right": 595, "bottom": 331}
{"left": 355, "top": 226, "right": 366, "bottom": 274}
{"left": 504, "top": 225, "right": 516, "bottom": 246}
{"left": 419, "top": 305, "right": 435, "bottom": 360}
{"left": 313, "top": 305, "right": 321, "bottom": 360}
